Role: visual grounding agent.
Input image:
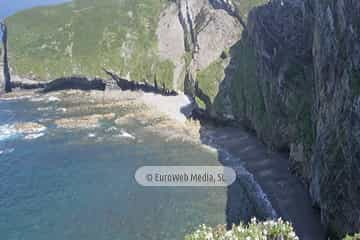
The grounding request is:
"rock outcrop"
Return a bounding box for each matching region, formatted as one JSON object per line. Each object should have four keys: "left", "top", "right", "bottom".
{"left": 156, "top": 0, "right": 242, "bottom": 94}
{"left": 1, "top": 22, "right": 11, "bottom": 93}
{"left": 42, "top": 76, "right": 106, "bottom": 93}
{"left": 210, "top": 0, "right": 360, "bottom": 238}
{"left": 7, "top": 0, "right": 245, "bottom": 92}
{"left": 309, "top": 0, "right": 360, "bottom": 237}
{"left": 103, "top": 69, "right": 178, "bottom": 96}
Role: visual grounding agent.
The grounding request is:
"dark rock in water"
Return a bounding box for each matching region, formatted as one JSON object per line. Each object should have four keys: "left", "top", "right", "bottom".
{"left": 11, "top": 81, "right": 47, "bottom": 90}
{"left": 42, "top": 76, "right": 106, "bottom": 93}
{"left": 103, "top": 68, "right": 178, "bottom": 96}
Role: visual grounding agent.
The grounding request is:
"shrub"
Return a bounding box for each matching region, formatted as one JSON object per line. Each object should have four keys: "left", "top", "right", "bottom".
{"left": 343, "top": 233, "right": 360, "bottom": 240}
{"left": 185, "top": 218, "right": 299, "bottom": 240}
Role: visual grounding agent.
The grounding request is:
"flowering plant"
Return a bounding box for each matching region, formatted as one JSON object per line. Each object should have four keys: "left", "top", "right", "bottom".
{"left": 185, "top": 218, "right": 299, "bottom": 240}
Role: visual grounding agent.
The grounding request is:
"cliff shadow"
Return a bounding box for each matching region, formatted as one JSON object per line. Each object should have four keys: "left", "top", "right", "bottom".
{"left": 192, "top": 30, "right": 325, "bottom": 239}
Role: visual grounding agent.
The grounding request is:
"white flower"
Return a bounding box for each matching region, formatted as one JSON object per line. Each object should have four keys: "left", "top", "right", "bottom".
{"left": 236, "top": 226, "right": 244, "bottom": 232}
{"left": 205, "top": 232, "right": 214, "bottom": 240}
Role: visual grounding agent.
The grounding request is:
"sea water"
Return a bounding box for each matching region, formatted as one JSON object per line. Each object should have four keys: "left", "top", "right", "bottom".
{"left": 0, "top": 92, "right": 230, "bottom": 240}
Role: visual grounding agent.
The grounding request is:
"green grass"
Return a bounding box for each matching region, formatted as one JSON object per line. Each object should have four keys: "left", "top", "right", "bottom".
{"left": 6, "top": 0, "right": 174, "bottom": 87}
{"left": 232, "top": 0, "right": 269, "bottom": 22}
{"left": 343, "top": 233, "right": 360, "bottom": 240}
{"left": 229, "top": 39, "right": 265, "bottom": 119}
{"left": 5, "top": 0, "right": 269, "bottom": 89}
{"left": 196, "top": 59, "right": 225, "bottom": 102}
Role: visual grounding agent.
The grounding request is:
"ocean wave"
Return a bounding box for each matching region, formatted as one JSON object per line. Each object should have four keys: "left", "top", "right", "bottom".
{"left": 30, "top": 97, "right": 46, "bottom": 102}
{"left": 202, "top": 131, "right": 278, "bottom": 219}
{"left": 105, "top": 126, "right": 118, "bottom": 133}
{"left": 24, "top": 132, "right": 45, "bottom": 140}
{"left": 117, "top": 129, "right": 136, "bottom": 140}
{"left": 56, "top": 108, "right": 67, "bottom": 113}
{"left": 0, "top": 95, "right": 32, "bottom": 101}
{"left": 0, "top": 148, "right": 15, "bottom": 155}
{"left": 37, "top": 107, "right": 53, "bottom": 111}
{"left": 47, "top": 96, "right": 61, "bottom": 102}
{"left": 88, "top": 133, "right": 97, "bottom": 138}
{"left": 0, "top": 124, "right": 19, "bottom": 141}
{"left": 0, "top": 122, "right": 47, "bottom": 141}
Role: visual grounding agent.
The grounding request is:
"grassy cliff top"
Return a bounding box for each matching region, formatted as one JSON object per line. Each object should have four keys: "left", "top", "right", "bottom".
{"left": 6, "top": 0, "right": 174, "bottom": 86}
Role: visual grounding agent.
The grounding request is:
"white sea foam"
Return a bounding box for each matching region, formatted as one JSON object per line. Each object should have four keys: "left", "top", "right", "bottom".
{"left": 30, "top": 97, "right": 46, "bottom": 102}
{"left": 47, "top": 96, "right": 61, "bottom": 102}
{"left": 0, "top": 148, "right": 15, "bottom": 155}
{"left": 0, "top": 123, "right": 47, "bottom": 141}
{"left": 203, "top": 133, "right": 278, "bottom": 219}
{"left": 88, "top": 133, "right": 96, "bottom": 138}
{"left": 201, "top": 144, "right": 218, "bottom": 153}
{"left": 56, "top": 108, "right": 67, "bottom": 113}
{"left": 37, "top": 107, "right": 52, "bottom": 111}
{"left": 0, "top": 124, "right": 19, "bottom": 141}
{"left": 105, "top": 126, "right": 118, "bottom": 133}
{"left": 24, "top": 132, "right": 45, "bottom": 140}
{"left": 0, "top": 95, "right": 32, "bottom": 101}
{"left": 117, "top": 129, "right": 136, "bottom": 140}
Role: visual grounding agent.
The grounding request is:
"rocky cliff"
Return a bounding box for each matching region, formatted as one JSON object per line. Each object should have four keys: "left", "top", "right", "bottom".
{"left": 210, "top": 0, "right": 360, "bottom": 238}
{"left": 5, "top": 0, "right": 360, "bottom": 238}
{"left": 6, "top": 0, "right": 259, "bottom": 90}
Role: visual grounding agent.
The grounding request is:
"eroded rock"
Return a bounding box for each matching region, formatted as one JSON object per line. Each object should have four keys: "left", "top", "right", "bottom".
{"left": 55, "top": 113, "right": 116, "bottom": 129}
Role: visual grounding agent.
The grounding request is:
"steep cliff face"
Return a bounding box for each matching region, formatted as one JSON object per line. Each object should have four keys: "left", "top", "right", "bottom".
{"left": 156, "top": 0, "right": 243, "bottom": 103}
{"left": 309, "top": 0, "right": 360, "bottom": 237}
{"left": 212, "top": 0, "right": 360, "bottom": 237}
{"left": 0, "top": 47, "right": 3, "bottom": 93}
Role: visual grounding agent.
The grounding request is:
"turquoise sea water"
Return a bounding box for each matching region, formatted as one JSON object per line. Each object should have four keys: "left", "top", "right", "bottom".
{"left": 0, "top": 2, "right": 263, "bottom": 239}
{"left": 0, "top": 93, "right": 229, "bottom": 240}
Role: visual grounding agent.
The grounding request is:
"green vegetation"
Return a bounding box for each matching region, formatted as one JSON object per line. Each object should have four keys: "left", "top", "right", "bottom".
{"left": 186, "top": 219, "right": 359, "bottom": 240}
{"left": 284, "top": 63, "right": 315, "bottom": 148}
{"left": 5, "top": 0, "right": 269, "bottom": 90}
{"left": 7, "top": 0, "right": 174, "bottom": 87}
{"left": 232, "top": 0, "right": 269, "bottom": 23}
{"left": 185, "top": 218, "right": 299, "bottom": 240}
{"left": 196, "top": 59, "right": 225, "bottom": 103}
{"left": 227, "top": 39, "right": 266, "bottom": 122}
{"left": 343, "top": 233, "right": 360, "bottom": 240}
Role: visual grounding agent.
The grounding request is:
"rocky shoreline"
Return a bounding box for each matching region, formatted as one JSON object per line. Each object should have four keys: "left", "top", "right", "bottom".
{"left": 0, "top": 86, "right": 326, "bottom": 239}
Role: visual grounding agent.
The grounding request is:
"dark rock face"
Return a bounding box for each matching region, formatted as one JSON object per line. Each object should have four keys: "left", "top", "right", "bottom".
{"left": 103, "top": 69, "right": 178, "bottom": 96}
{"left": 42, "top": 76, "right": 106, "bottom": 93}
{"left": 309, "top": 0, "right": 360, "bottom": 237}
{"left": 11, "top": 81, "right": 47, "bottom": 90}
{"left": 212, "top": 0, "right": 360, "bottom": 238}
{"left": 1, "top": 22, "right": 12, "bottom": 93}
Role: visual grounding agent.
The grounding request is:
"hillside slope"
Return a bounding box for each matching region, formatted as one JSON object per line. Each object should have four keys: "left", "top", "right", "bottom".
{"left": 6, "top": 0, "right": 265, "bottom": 92}
{"left": 7, "top": 0, "right": 173, "bottom": 85}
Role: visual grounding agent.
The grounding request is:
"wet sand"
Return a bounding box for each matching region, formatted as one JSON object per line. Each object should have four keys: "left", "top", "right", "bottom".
{"left": 200, "top": 125, "right": 326, "bottom": 240}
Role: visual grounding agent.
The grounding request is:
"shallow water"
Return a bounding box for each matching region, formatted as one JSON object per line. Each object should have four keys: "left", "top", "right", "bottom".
{"left": 0, "top": 92, "right": 230, "bottom": 240}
